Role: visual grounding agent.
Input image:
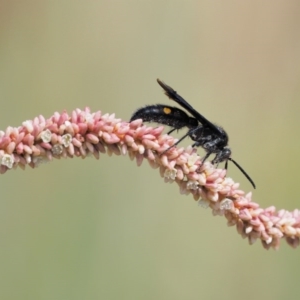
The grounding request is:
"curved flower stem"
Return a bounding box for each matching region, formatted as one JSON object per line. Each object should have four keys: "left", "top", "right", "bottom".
{"left": 0, "top": 107, "right": 299, "bottom": 250}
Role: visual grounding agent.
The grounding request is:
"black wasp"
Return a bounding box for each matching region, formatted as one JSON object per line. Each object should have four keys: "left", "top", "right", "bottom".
{"left": 130, "top": 79, "right": 255, "bottom": 189}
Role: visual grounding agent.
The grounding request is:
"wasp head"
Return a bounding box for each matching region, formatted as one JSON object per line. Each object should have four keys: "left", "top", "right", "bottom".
{"left": 212, "top": 147, "right": 231, "bottom": 164}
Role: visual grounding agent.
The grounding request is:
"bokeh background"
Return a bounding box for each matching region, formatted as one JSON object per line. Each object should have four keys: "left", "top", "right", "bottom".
{"left": 1, "top": 1, "right": 300, "bottom": 299}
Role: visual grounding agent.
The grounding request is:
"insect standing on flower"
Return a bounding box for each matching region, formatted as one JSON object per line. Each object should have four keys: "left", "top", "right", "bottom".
{"left": 130, "top": 79, "right": 256, "bottom": 189}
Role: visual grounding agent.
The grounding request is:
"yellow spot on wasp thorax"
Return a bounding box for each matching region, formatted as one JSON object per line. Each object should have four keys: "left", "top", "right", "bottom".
{"left": 163, "top": 107, "right": 172, "bottom": 114}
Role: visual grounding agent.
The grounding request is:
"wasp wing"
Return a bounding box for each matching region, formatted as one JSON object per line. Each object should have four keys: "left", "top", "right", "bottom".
{"left": 157, "top": 79, "right": 223, "bottom": 135}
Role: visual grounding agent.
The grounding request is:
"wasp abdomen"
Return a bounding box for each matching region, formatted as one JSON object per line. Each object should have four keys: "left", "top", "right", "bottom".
{"left": 130, "top": 104, "right": 197, "bottom": 129}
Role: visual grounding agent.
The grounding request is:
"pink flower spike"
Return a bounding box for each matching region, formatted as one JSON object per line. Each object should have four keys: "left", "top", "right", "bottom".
{"left": 1, "top": 108, "right": 300, "bottom": 250}
{"left": 6, "top": 142, "right": 16, "bottom": 154}
{"left": 0, "top": 136, "right": 11, "bottom": 149}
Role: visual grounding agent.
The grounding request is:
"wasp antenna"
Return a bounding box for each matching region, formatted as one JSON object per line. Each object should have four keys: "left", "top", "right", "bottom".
{"left": 228, "top": 158, "right": 256, "bottom": 189}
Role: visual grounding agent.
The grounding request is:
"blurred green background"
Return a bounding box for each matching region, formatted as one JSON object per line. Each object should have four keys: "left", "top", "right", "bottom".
{"left": 1, "top": 1, "right": 300, "bottom": 299}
